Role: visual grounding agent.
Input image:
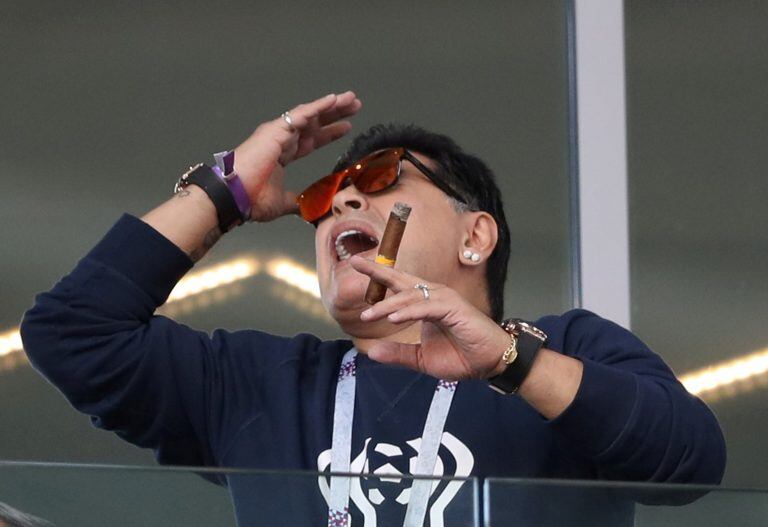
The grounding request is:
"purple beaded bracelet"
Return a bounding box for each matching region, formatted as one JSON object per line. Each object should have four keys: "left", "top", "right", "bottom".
{"left": 213, "top": 150, "right": 252, "bottom": 221}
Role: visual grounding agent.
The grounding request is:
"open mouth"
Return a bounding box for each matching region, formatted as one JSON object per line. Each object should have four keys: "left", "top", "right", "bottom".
{"left": 334, "top": 230, "right": 379, "bottom": 261}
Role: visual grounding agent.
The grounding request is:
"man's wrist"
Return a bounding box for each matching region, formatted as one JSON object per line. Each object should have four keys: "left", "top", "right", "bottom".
{"left": 488, "top": 327, "right": 515, "bottom": 378}
{"left": 487, "top": 319, "right": 548, "bottom": 395}
{"left": 174, "top": 163, "right": 244, "bottom": 232}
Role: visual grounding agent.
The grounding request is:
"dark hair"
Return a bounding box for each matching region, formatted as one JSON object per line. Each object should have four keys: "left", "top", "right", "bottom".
{"left": 333, "top": 124, "right": 510, "bottom": 322}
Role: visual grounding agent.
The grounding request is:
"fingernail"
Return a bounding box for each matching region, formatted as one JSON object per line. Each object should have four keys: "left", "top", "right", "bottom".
{"left": 360, "top": 309, "right": 372, "bottom": 320}
{"left": 388, "top": 312, "right": 400, "bottom": 322}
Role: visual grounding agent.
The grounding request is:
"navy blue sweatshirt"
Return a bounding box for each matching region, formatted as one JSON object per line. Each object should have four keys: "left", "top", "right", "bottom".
{"left": 20, "top": 215, "right": 725, "bottom": 526}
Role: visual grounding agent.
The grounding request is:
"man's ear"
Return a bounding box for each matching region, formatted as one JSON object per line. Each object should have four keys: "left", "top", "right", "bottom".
{"left": 458, "top": 211, "right": 498, "bottom": 265}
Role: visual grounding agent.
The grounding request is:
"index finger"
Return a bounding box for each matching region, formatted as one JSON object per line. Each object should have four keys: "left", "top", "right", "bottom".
{"left": 349, "top": 255, "right": 425, "bottom": 294}
{"left": 285, "top": 91, "right": 360, "bottom": 130}
{"left": 317, "top": 91, "right": 362, "bottom": 126}
{"left": 268, "top": 93, "right": 338, "bottom": 134}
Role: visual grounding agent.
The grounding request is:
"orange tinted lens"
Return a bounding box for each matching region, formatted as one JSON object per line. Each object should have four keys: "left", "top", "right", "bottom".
{"left": 297, "top": 149, "right": 401, "bottom": 222}
{"left": 353, "top": 150, "right": 400, "bottom": 193}
{"left": 297, "top": 171, "right": 345, "bottom": 222}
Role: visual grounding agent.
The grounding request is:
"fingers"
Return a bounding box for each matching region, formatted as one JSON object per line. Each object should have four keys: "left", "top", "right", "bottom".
{"left": 352, "top": 255, "right": 456, "bottom": 325}
{"left": 293, "top": 120, "right": 353, "bottom": 160}
{"left": 364, "top": 287, "right": 452, "bottom": 325}
{"left": 231, "top": 91, "right": 360, "bottom": 220}
{"left": 271, "top": 91, "right": 361, "bottom": 163}
{"left": 279, "top": 93, "right": 340, "bottom": 130}
{"left": 349, "top": 255, "right": 423, "bottom": 295}
{"left": 317, "top": 91, "right": 362, "bottom": 126}
{"left": 360, "top": 286, "right": 433, "bottom": 322}
{"left": 279, "top": 91, "right": 361, "bottom": 132}
{"left": 281, "top": 190, "right": 300, "bottom": 216}
{"left": 387, "top": 300, "right": 451, "bottom": 324}
{"left": 317, "top": 120, "right": 354, "bottom": 145}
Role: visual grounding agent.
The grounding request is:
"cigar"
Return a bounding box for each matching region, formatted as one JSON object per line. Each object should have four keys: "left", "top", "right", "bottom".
{"left": 364, "top": 202, "right": 412, "bottom": 304}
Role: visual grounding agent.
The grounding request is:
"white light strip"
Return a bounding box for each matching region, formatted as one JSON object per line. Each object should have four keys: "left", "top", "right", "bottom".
{"left": 680, "top": 347, "right": 768, "bottom": 397}
{"left": 265, "top": 258, "right": 322, "bottom": 299}
{"left": 0, "top": 329, "right": 22, "bottom": 358}
{"left": 1, "top": 257, "right": 260, "bottom": 364}
{"left": 167, "top": 257, "right": 260, "bottom": 302}
{"left": 0, "top": 254, "right": 324, "bottom": 369}
{"left": 2, "top": 262, "right": 768, "bottom": 401}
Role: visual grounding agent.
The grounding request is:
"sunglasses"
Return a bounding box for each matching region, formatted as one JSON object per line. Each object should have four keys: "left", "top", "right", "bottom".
{"left": 296, "top": 147, "right": 468, "bottom": 223}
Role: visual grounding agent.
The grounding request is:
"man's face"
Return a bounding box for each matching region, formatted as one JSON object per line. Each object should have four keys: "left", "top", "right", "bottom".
{"left": 315, "top": 151, "right": 466, "bottom": 336}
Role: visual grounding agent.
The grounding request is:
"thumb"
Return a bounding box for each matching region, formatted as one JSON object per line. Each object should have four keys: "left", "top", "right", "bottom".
{"left": 281, "top": 190, "right": 300, "bottom": 216}
{"left": 368, "top": 341, "right": 422, "bottom": 371}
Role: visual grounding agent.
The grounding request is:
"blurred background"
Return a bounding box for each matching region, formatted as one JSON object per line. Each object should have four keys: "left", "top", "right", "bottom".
{"left": 0, "top": 0, "right": 765, "bottom": 500}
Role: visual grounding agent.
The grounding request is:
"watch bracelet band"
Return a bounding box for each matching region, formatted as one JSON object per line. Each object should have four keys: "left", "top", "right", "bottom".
{"left": 488, "top": 319, "right": 547, "bottom": 394}
{"left": 175, "top": 164, "right": 243, "bottom": 232}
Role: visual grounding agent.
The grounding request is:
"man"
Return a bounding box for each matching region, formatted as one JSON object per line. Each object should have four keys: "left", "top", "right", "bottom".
{"left": 21, "top": 92, "right": 725, "bottom": 526}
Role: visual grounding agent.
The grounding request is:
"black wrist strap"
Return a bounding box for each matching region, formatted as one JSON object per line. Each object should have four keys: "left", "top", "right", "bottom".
{"left": 488, "top": 321, "right": 546, "bottom": 394}
{"left": 176, "top": 163, "right": 243, "bottom": 232}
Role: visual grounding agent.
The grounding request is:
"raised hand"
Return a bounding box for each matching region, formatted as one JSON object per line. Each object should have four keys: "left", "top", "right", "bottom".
{"left": 350, "top": 255, "right": 511, "bottom": 381}
{"left": 233, "top": 91, "right": 362, "bottom": 222}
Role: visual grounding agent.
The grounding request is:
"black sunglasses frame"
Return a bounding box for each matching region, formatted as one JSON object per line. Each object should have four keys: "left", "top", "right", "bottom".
{"left": 398, "top": 150, "right": 469, "bottom": 206}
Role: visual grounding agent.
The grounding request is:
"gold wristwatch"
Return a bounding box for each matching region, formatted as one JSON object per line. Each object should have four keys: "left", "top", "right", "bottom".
{"left": 488, "top": 319, "right": 547, "bottom": 395}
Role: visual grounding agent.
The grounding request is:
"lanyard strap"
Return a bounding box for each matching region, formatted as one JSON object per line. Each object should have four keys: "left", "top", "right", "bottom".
{"left": 328, "top": 348, "right": 457, "bottom": 527}
{"left": 328, "top": 349, "right": 358, "bottom": 525}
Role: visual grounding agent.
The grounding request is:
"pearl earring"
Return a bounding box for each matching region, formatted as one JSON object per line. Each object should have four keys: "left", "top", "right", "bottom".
{"left": 463, "top": 250, "right": 481, "bottom": 262}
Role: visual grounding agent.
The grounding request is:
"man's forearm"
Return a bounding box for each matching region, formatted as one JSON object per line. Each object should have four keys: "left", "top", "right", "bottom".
{"left": 517, "top": 349, "right": 583, "bottom": 419}
{"left": 141, "top": 185, "right": 222, "bottom": 262}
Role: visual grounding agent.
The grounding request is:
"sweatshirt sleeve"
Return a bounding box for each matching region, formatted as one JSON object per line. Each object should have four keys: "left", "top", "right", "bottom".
{"left": 536, "top": 309, "right": 726, "bottom": 485}
{"left": 21, "top": 214, "right": 225, "bottom": 469}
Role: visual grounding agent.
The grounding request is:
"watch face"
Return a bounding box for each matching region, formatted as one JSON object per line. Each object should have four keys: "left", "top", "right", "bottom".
{"left": 490, "top": 321, "right": 547, "bottom": 395}
{"left": 505, "top": 319, "right": 547, "bottom": 342}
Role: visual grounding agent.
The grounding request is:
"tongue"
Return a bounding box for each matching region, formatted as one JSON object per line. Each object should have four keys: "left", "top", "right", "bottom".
{"left": 343, "top": 233, "right": 378, "bottom": 256}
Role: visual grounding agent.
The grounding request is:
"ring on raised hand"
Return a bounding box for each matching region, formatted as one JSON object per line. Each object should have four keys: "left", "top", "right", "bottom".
{"left": 414, "top": 283, "right": 430, "bottom": 300}
{"left": 281, "top": 111, "right": 296, "bottom": 132}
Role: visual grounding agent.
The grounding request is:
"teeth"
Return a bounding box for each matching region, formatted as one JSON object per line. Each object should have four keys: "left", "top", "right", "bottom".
{"left": 334, "top": 229, "right": 376, "bottom": 261}
{"left": 336, "top": 244, "right": 352, "bottom": 261}
{"left": 335, "top": 230, "right": 358, "bottom": 261}
{"left": 337, "top": 230, "right": 362, "bottom": 241}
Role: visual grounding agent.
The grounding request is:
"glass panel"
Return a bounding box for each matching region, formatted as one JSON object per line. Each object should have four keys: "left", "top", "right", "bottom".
{"left": 486, "top": 478, "right": 768, "bottom": 527}
{"left": 0, "top": 2, "right": 571, "bottom": 464}
{"left": 626, "top": 1, "right": 768, "bottom": 486}
{"left": 0, "top": 462, "right": 478, "bottom": 526}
